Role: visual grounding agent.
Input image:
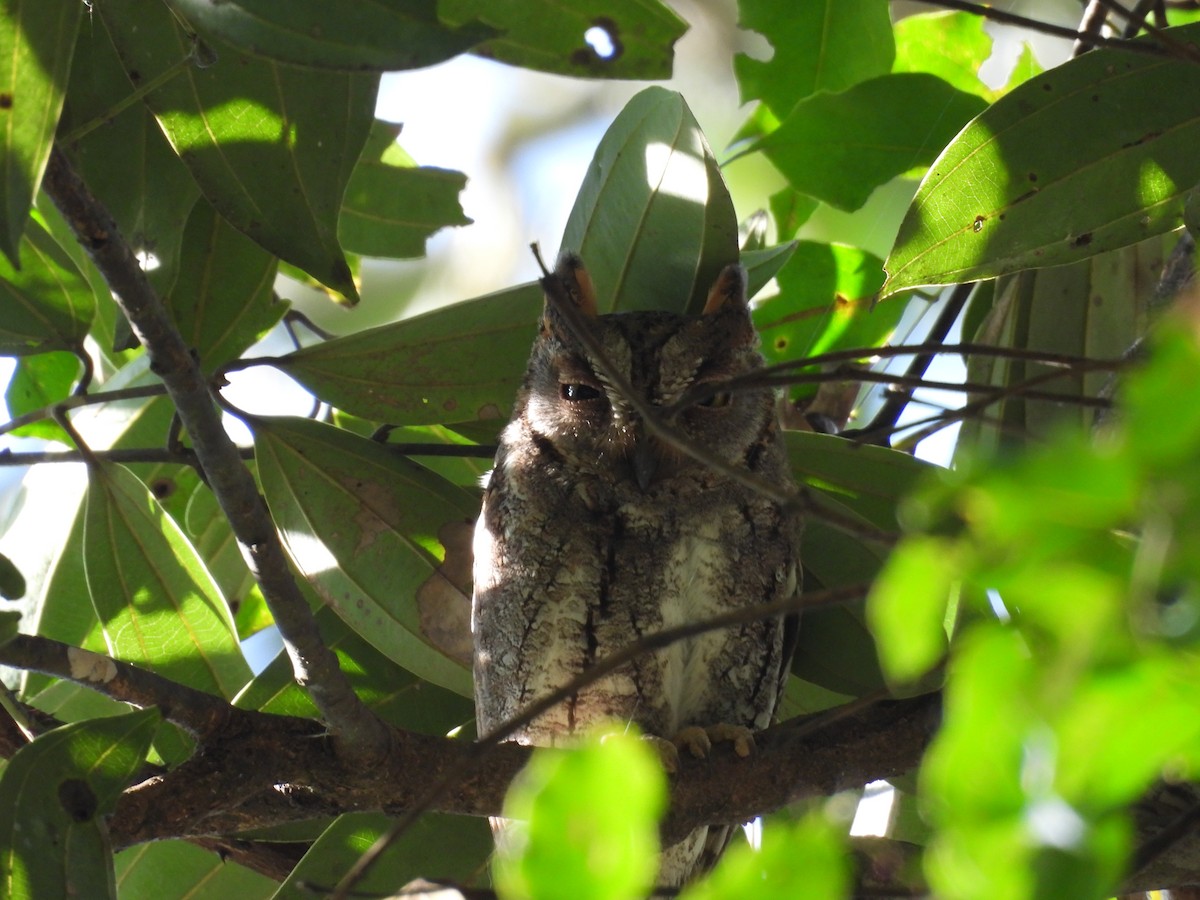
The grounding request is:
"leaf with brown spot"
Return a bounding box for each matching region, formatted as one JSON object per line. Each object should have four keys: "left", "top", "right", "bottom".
{"left": 254, "top": 416, "right": 479, "bottom": 696}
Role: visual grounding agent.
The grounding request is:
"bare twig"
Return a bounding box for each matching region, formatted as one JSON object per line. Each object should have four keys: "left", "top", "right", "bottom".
{"left": 0, "top": 384, "right": 166, "bottom": 438}
{"left": 906, "top": 0, "right": 1178, "bottom": 57}
{"left": 42, "top": 146, "right": 389, "bottom": 764}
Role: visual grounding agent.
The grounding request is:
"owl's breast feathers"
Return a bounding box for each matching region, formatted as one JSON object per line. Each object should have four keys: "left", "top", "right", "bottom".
{"left": 472, "top": 424, "right": 799, "bottom": 744}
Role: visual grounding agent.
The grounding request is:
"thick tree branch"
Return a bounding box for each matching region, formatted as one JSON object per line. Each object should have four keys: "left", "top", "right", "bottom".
{"left": 42, "top": 146, "right": 388, "bottom": 764}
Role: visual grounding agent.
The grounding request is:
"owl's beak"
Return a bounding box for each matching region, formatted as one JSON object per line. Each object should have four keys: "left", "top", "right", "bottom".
{"left": 630, "top": 433, "right": 659, "bottom": 491}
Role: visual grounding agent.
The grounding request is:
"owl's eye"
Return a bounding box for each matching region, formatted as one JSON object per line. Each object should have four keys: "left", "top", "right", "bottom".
{"left": 561, "top": 383, "right": 603, "bottom": 402}
{"left": 693, "top": 390, "right": 732, "bottom": 409}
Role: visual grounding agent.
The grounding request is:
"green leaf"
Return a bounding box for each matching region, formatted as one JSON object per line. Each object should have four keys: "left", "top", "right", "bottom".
{"left": 115, "top": 841, "right": 276, "bottom": 900}
{"left": 560, "top": 86, "right": 739, "bottom": 315}
{"left": 168, "top": 201, "right": 284, "bottom": 370}
{"left": 276, "top": 281, "right": 540, "bottom": 424}
{"left": 83, "top": 463, "right": 251, "bottom": 698}
{"left": 161, "top": 0, "right": 494, "bottom": 70}
{"left": 0, "top": 215, "right": 96, "bottom": 354}
{"left": 0, "top": 708, "right": 160, "bottom": 900}
{"left": 0, "top": 0, "right": 81, "bottom": 264}
{"left": 4, "top": 350, "right": 80, "bottom": 441}
{"left": 98, "top": 0, "right": 376, "bottom": 302}
{"left": 753, "top": 73, "right": 988, "bottom": 213}
{"left": 893, "top": 11, "right": 1002, "bottom": 101}
{"left": 868, "top": 536, "right": 955, "bottom": 683}
{"left": 253, "top": 416, "right": 478, "bottom": 696}
{"left": 271, "top": 812, "right": 491, "bottom": 900}
{"left": 234, "top": 603, "right": 474, "bottom": 733}
{"left": 59, "top": 22, "right": 201, "bottom": 299}
{"left": 753, "top": 241, "right": 895, "bottom": 400}
{"left": 441, "top": 0, "right": 687, "bottom": 80}
{"left": 883, "top": 24, "right": 1200, "bottom": 296}
{"left": 741, "top": 241, "right": 798, "bottom": 298}
{"left": 681, "top": 814, "right": 850, "bottom": 900}
{"left": 734, "top": 0, "right": 894, "bottom": 118}
{"left": 338, "top": 120, "right": 471, "bottom": 259}
{"left": 0, "top": 556, "right": 24, "bottom": 601}
{"left": 496, "top": 730, "right": 666, "bottom": 900}
{"left": 769, "top": 189, "right": 819, "bottom": 241}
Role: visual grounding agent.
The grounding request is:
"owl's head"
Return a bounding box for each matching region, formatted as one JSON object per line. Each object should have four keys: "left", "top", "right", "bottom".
{"left": 512, "top": 252, "right": 778, "bottom": 491}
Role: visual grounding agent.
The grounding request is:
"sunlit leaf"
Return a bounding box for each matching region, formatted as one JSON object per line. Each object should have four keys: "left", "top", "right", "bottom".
{"left": 496, "top": 730, "right": 666, "bottom": 900}
{"left": 253, "top": 416, "right": 477, "bottom": 696}
{"left": 114, "top": 841, "right": 276, "bottom": 900}
{"left": 83, "top": 463, "right": 251, "bottom": 698}
{"left": 0, "top": 216, "right": 96, "bottom": 354}
{"left": 560, "top": 86, "right": 739, "bottom": 315}
{"left": 681, "top": 814, "right": 850, "bottom": 900}
{"left": 0, "top": 708, "right": 159, "bottom": 900}
{"left": 161, "top": 0, "right": 494, "bottom": 70}
{"left": 734, "top": 0, "right": 893, "bottom": 119}
{"left": 271, "top": 812, "right": 491, "bottom": 900}
{"left": 752, "top": 73, "right": 987, "bottom": 213}
{"left": 339, "top": 120, "right": 471, "bottom": 259}
{"left": 868, "top": 536, "right": 955, "bottom": 683}
{"left": 4, "top": 350, "right": 79, "bottom": 441}
{"left": 441, "top": 0, "right": 687, "bottom": 80}
{"left": 98, "top": 0, "right": 375, "bottom": 302}
{"left": 884, "top": 24, "right": 1200, "bottom": 296}
{"left": 0, "top": 0, "right": 81, "bottom": 264}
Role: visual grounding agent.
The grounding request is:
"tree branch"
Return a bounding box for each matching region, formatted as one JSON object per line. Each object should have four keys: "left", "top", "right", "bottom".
{"left": 42, "top": 146, "right": 388, "bottom": 764}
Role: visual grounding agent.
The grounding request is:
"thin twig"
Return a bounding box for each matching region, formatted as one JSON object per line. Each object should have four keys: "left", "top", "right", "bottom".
{"left": 42, "top": 146, "right": 389, "bottom": 765}
{"left": 906, "top": 0, "right": 1178, "bottom": 57}
{"left": 0, "top": 384, "right": 166, "bottom": 438}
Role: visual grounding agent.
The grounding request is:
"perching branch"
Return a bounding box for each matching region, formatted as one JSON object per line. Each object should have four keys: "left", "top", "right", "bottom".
{"left": 42, "top": 146, "right": 389, "bottom": 765}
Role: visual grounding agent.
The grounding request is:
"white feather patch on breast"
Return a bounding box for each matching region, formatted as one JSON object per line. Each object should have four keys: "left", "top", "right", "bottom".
{"left": 656, "top": 518, "right": 730, "bottom": 733}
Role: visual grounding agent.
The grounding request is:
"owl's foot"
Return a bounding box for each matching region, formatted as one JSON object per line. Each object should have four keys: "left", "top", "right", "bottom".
{"left": 673, "top": 723, "right": 756, "bottom": 760}
{"left": 640, "top": 733, "right": 682, "bottom": 774}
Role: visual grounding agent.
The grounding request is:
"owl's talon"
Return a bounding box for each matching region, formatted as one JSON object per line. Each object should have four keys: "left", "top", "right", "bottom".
{"left": 641, "top": 734, "right": 681, "bottom": 774}
{"left": 705, "top": 723, "right": 756, "bottom": 758}
{"left": 673, "top": 725, "right": 713, "bottom": 759}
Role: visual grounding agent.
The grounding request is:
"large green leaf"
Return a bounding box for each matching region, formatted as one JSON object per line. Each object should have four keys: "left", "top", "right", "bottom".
{"left": 59, "top": 21, "right": 200, "bottom": 300}
{"left": 270, "top": 812, "right": 491, "bottom": 900}
{"left": 0, "top": 708, "right": 159, "bottom": 900}
{"left": 752, "top": 73, "right": 987, "bottom": 213}
{"left": 161, "top": 0, "right": 493, "bottom": 70}
{"left": 734, "top": 0, "right": 894, "bottom": 119}
{"left": 83, "top": 463, "right": 251, "bottom": 698}
{"left": 98, "top": 0, "right": 375, "bottom": 302}
{"left": 441, "top": 0, "right": 686, "bottom": 79}
{"left": 752, "top": 241, "right": 894, "bottom": 403}
{"left": 167, "top": 201, "right": 284, "bottom": 371}
{"left": 115, "top": 841, "right": 276, "bottom": 900}
{"left": 561, "top": 86, "right": 739, "bottom": 315}
{"left": 234, "top": 603, "right": 474, "bottom": 732}
{"left": 0, "top": 215, "right": 95, "bottom": 354}
{"left": 4, "top": 350, "right": 79, "bottom": 441}
{"left": 883, "top": 23, "right": 1200, "bottom": 296}
{"left": 496, "top": 732, "right": 666, "bottom": 900}
{"left": 338, "top": 120, "right": 471, "bottom": 259}
{"left": 0, "top": 0, "right": 81, "bottom": 264}
{"left": 254, "top": 416, "right": 478, "bottom": 696}
{"left": 275, "top": 282, "right": 541, "bottom": 425}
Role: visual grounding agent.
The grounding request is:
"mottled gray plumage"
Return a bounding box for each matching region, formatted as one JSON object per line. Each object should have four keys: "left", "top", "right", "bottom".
{"left": 472, "top": 253, "right": 801, "bottom": 887}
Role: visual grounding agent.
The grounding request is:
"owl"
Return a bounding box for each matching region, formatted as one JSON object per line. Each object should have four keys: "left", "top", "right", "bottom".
{"left": 472, "top": 252, "right": 801, "bottom": 887}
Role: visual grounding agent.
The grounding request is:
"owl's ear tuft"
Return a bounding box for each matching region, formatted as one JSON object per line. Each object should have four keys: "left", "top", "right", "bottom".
{"left": 548, "top": 251, "right": 598, "bottom": 316}
{"left": 702, "top": 264, "right": 748, "bottom": 316}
